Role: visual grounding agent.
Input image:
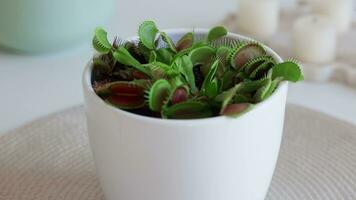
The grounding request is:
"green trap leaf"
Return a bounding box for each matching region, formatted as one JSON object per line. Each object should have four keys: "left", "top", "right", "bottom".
{"left": 207, "top": 26, "right": 228, "bottom": 43}
{"left": 92, "top": 27, "right": 112, "bottom": 54}
{"left": 139, "top": 21, "right": 159, "bottom": 50}
{"left": 272, "top": 61, "right": 303, "bottom": 82}
{"left": 160, "top": 32, "right": 177, "bottom": 53}
{"left": 176, "top": 32, "right": 194, "bottom": 52}
{"left": 147, "top": 79, "right": 172, "bottom": 112}
{"left": 113, "top": 47, "right": 151, "bottom": 76}
{"left": 230, "top": 42, "right": 266, "bottom": 70}
{"left": 162, "top": 101, "right": 213, "bottom": 119}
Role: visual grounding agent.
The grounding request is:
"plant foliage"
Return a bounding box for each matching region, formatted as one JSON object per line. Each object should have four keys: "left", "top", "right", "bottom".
{"left": 91, "top": 21, "right": 303, "bottom": 119}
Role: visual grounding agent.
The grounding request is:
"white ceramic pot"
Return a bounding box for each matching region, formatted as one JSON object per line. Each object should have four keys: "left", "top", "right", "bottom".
{"left": 82, "top": 30, "right": 288, "bottom": 200}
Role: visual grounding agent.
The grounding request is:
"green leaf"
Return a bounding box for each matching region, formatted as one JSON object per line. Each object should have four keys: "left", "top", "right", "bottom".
{"left": 249, "top": 59, "right": 275, "bottom": 79}
{"left": 221, "top": 70, "right": 237, "bottom": 90}
{"left": 156, "top": 48, "right": 173, "bottom": 64}
{"left": 176, "top": 32, "right": 194, "bottom": 52}
{"left": 149, "top": 51, "right": 157, "bottom": 63}
{"left": 272, "top": 61, "right": 303, "bottom": 82}
{"left": 237, "top": 78, "right": 269, "bottom": 93}
{"left": 172, "top": 39, "right": 207, "bottom": 61}
{"left": 199, "top": 61, "right": 215, "bottom": 78}
{"left": 205, "top": 79, "right": 219, "bottom": 98}
{"left": 216, "top": 84, "right": 240, "bottom": 114}
{"left": 207, "top": 26, "right": 228, "bottom": 43}
{"left": 160, "top": 32, "right": 177, "bottom": 53}
{"left": 189, "top": 46, "right": 216, "bottom": 65}
{"left": 253, "top": 78, "right": 272, "bottom": 102}
{"left": 216, "top": 46, "right": 231, "bottom": 65}
{"left": 113, "top": 47, "right": 140, "bottom": 66}
{"left": 175, "top": 56, "right": 197, "bottom": 93}
{"left": 138, "top": 21, "right": 159, "bottom": 50}
{"left": 222, "top": 103, "right": 254, "bottom": 117}
{"left": 147, "top": 79, "right": 172, "bottom": 112}
{"left": 235, "top": 71, "right": 249, "bottom": 83}
{"left": 216, "top": 46, "right": 232, "bottom": 77}
{"left": 234, "top": 94, "right": 251, "bottom": 103}
{"left": 229, "top": 42, "right": 266, "bottom": 70}
{"left": 144, "top": 61, "right": 179, "bottom": 79}
{"left": 242, "top": 56, "right": 269, "bottom": 74}
{"left": 113, "top": 47, "right": 150, "bottom": 76}
{"left": 162, "top": 101, "right": 213, "bottom": 119}
{"left": 210, "top": 37, "right": 240, "bottom": 48}
{"left": 264, "top": 77, "right": 283, "bottom": 99}
{"left": 202, "top": 60, "right": 219, "bottom": 97}
{"left": 169, "top": 75, "right": 185, "bottom": 89}
{"left": 138, "top": 41, "right": 152, "bottom": 61}
{"left": 92, "top": 27, "right": 112, "bottom": 53}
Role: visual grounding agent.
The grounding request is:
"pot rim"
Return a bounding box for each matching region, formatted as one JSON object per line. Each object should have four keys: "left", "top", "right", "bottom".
{"left": 83, "top": 28, "right": 288, "bottom": 124}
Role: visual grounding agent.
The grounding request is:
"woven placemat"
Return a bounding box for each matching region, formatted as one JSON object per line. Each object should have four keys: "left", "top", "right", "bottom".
{"left": 1, "top": 105, "right": 356, "bottom": 200}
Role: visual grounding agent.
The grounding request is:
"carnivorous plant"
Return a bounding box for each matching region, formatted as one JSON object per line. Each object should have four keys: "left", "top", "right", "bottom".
{"left": 91, "top": 21, "right": 303, "bottom": 119}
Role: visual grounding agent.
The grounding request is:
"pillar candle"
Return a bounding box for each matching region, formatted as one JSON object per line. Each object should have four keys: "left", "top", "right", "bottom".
{"left": 237, "top": 0, "right": 280, "bottom": 40}
{"left": 310, "top": 0, "right": 354, "bottom": 33}
{"left": 293, "top": 15, "right": 337, "bottom": 64}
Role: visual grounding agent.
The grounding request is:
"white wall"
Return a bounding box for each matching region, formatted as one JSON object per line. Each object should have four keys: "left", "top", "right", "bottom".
{"left": 108, "top": 0, "right": 237, "bottom": 37}
{"left": 107, "top": 0, "right": 296, "bottom": 37}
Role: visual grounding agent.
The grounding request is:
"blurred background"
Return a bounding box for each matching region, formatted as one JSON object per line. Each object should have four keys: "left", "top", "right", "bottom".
{"left": 0, "top": 0, "right": 355, "bottom": 133}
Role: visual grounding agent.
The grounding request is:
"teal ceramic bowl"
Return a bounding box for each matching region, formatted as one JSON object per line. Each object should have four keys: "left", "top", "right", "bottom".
{"left": 0, "top": 0, "right": 114, "bottom": 53}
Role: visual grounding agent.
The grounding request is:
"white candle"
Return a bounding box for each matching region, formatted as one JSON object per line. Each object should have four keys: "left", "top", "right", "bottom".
{"left": 238, "top": 0, "right": 280, "bottom": 40}
{"left": 293, "top": 15, "right": 337, "bottom": 64}
{"left": 310, "top": 0, "right": 354, "bottom": 33}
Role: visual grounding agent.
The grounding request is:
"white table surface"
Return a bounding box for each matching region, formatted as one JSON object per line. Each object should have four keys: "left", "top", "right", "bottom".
{"left": 1, "top": 0, "right": 356, "bottom": 134}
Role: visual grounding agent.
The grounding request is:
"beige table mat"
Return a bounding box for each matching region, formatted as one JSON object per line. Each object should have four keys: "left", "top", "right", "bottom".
{"left": 1, "top": 105, "right": 356, "bottom": 200}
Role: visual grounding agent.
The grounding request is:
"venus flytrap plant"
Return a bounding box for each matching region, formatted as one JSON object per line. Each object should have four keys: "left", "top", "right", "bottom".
{"left": 138, "top": 21, "right": 159, "bottom": 50}
{"left": 113, "top": 47, "right": 151, "bottom": 76}
{"left": 249, "top": 58, "right": 275, "bottom": 79}
{"left": 162, "top": 101, "right": 213, "bottom": 119}
{"left": 176, "top": 32, "right": 194, "bottom": 52}
{"left": 160, "top": 32, "right": 177, "bottom": 53}
{"left": 201, "top": 60, "right": 219, "bottom": 98}
{"left": 211, "top": 37, "right": 241, "bottom": 49}
{"left": 156, "top": 48, "right": 173, "bottom": 64}
{"left": 92, "top": 28, "right": 112, "bottom": 54}
{"left": 216, "top": 46, "right": 232, "bottom": 77}
{"left": 207, "top": 26, "right": 228, "bottom": 43}
{"left": 221, "top": 103, "right": 254, "bottom": 117}
{"left": 147, "top": 79, "right": 171, "bottom": 112}
{"left": 229, "top": 42, "right": 267, "bottom": 70}
{"left": 105, "top": 81, "right": 149, "bottom": 109}
{"left": 234, "top": 94, "right": 251, "bottom": 104}
{"left": 90, "top": 20, "right": 303, "bottom": 119}
{"left": 174, "top": 56, "right": 197, "bottom": 94}
{"left": 170, "top": 86, "right": 189, "bottom": 105}
{"left": 272, "top": 61, "right": 304, "bottom": 82}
